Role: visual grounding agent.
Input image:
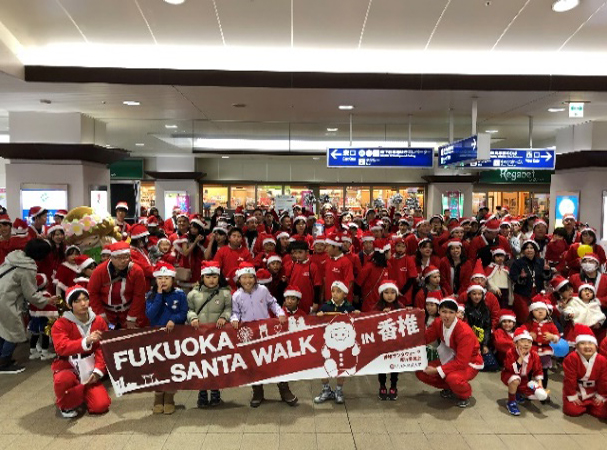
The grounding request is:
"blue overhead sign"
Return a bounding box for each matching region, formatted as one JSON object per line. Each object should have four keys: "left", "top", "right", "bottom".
{"left": 326, "top": 147, "right": 434, "bottom": 168}
{"left": 438, "top": 134, "right": 491, "bottom": 167}
{"left": 464, "top": 149, "right": 555, "bottom": 170}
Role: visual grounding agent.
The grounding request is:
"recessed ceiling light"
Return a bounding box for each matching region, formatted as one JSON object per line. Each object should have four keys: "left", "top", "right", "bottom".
{"left": 123, "top": 100, "right": 140, "bottom": 106}
{"left": 338, "top": 105, "right": 354, "bottom": 110}
{"left": 312, "top": 157, "right": 320, "bottom": 160}
{"left": 548, "top": 107, "right": 566, "bottom": 112}
{"left": 231, "top": 103, "right": 247, "bottom": 108}
{"left": 552, "top": 0, "right": 579, "bottom": 12}
{"left": 327, "top": 127, "right": 339, "bottom": 132}
{"left": 222, "top": 156, "right": 230, "bottom": 159}
{"left": 485, "top": 130, "right": 498, "bottom": 134}
{"left": 164, "top": 0, "right": 185, "bottom": 4}
{"left": 135, "top": 143, "right": 145, "bottom": 147}
{"left": 165, "top": 124, "right": 178, "bottom": 129}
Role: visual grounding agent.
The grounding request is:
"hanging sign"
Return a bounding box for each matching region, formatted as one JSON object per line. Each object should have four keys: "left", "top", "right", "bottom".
{"left": 326, "top": 148, "right": 434, "bottom": 168}
{"left": 464, "top": 149, "right": 556, "bottom": 170}
{"left": 438, "top": 134, "right": 491, "bottom": 167}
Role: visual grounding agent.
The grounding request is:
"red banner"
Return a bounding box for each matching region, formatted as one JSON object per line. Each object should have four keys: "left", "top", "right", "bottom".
{"left": 100, "top": 310, "right": 427, "bottom": 396}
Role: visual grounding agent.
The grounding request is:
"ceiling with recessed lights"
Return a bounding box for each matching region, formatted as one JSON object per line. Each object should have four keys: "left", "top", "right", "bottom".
{"left": 0, "top": 0, "right": 606, "bottom": 157}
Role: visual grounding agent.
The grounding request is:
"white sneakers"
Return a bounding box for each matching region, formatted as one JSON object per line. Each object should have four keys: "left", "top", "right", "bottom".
{"left": 29, "top": 348, "right": 56, "bottom": 360}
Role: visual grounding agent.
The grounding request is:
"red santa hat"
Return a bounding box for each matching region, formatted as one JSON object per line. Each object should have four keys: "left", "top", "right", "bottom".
{"left": 137, "top": 216, "right": 148, "bottom": 225}
{"left": 265, "top": 253, "right": 282, "bottom": 266}
{"left": 66, "top": 244, "right": 80, "bottom": 254}
{"left": 54, "top": 209, "right": 68, "bottom": 218}
{"left": 28, "top": 206, "right": 48, "bottom": 218}
{"left": 378, "top": 279, "right": 399, "bottom": 295}
{"left": 35, "top": 273, "right": 48, "bottom": 290}
{"left": 499, "top": 309, "right": 516, "bottom": 324}
{"left": 46, "top": 223, "right": 64, "bottom": 235}
{"left": 361, "top": 231, "right": 375, "bottom": 242}
{"left": 190, "top": 214, "right": 205, "bottom": 228}
{"left": 171, "top": 206, "right": 182, "bottom": 215}
{"left": 499, "top": 220, "right": 511, "bottom": 229}
{"left": 153, "top": 262, "right": 176, "bottom": 278}
{"left": 347, "top": 222, "right": 359, "bottom": 229}
{"left": 491, "top": 247, "right": 507, "bottom": 257}
{"left": 415, "top": 219, "right": 429, "bottom": 228}
{"left": 12, "top": 218, "right": 28, "bottom": 235}
{"left": 101, "top": 244, "right": 112, "bottom": 256}
{"left": 325, "top": 233, "right": 343, "bottom": 247}
{"left": 110, "top": 241, "right": 130, "bottom": 257}
{"left": 578, "top": 283, "right": 596, "bottom": 294}
{"left": 529, "top": 294, "right": 550, "bottom": 311}
{"left": 449, "top": 225, "right": 464, "bottom": 234}
{"left": 260, "top": 234, "right": 276, "bottom": 246}
{"left": 533, "top": 220, "right": 548, "bottom": 230}
{"left": 146, "top": 216, "right": 159, "bottom": 228}
{"left": 293, "top": 215, "right": 307, "bottom": 225}
{"left": 176, "top": 211, "right": 189, "bottom": 220}
{"left": 373, "top": 239, "right": 391, "bottom": 254}
{"left": 323, "top": 210, "right": 334, "bottom": 218}
{"left": 521, "top": 239, "right": 540, "bottom": 251}
{"left": 429, "top": 214, "right": 444, "bottom": 224}
{"left": 284, "top": 285, "right": 303, "bottom": 299}
{"left": 550, "top": 275, "right": 570, "bottom": 292}
{"left": 580, "top": 226, "right": 597, "bottom": 238}
{"left": 422, "top": 265, "right": 440, "bottom": 280}
{"left": 513, "top": 327, "right": 533, "bottom": 343}
{"left": 341, "top": 235, "right": 353, "bottom": 244}
{"left": 574, "top": 324, "right": 598, "bottom": 345}
{"left": 130, "top": 224, "right": 150, "bottom": 240}
{"left": 457, "top": 302, "right": 466, "bottom": 313}
{"left": 0, "top": 214, "right": 11, "bottom": 224}
{"left": 256, "top": 268, "right": 272, "bottom": 284}
{"left": 147, "top": 236, "right": 159, "bottom": 251}
{"left": 235, "top": 262, "right": 256, "bottom": 279}
{"left": 562, "top": 213, "right": 576, "bottom": 223}
{"left": 75, "top": 255, "right": 95, "bottom": 272}
{"left": 470, "top": 259, "right": 487, "bottom": 280}
{"left": 484, "top": 218, "right": 501, "bottom": 233}
{"left": 459, "top": 217, "right": 471, "bottom": 226}
{"left": 201, "top": 260, "right": 221, "bottom": 276}
{"left": 331, "top": 280, "right": 349, "bottom": 294}
{"left": 467, "top": 283, "right": 486, "bottom": 294}
{"left": 370, "top": 219, "right": 384, "bottom": 231}
{"left": 233, "top": 206, "right": 245, "bottom": 218}
{"left": 313, "top": 234, "right": 326, "bottom": 245}
{"left": 65, "top": 284, "right": 89, "bottom": 306}
{"left": 417, "top": 237, "right": 433, "bottom": 249}
{"left": 276, "top": 231, "right": 290, "bottom": 241}
{"left": 115, "top": 202, "right": 129, "bottom": 211}
{"left": 425, "top": 291, "right": 442, "bottom": 305}
{"left": 447, "top": 239, "right": 463, "bottom": 248}
{"left": 581, "top": 253, "right": 600, "bottom": 264}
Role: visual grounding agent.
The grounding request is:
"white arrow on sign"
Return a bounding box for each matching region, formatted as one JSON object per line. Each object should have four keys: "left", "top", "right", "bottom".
{"left": 471, "top": 138, "right": 477, "bottom": 151}
{"left": 331, "top": 149, "right": 342, "bottom": 159}
{"left": 542, "top": 152, "right": 552, "bottom": 161}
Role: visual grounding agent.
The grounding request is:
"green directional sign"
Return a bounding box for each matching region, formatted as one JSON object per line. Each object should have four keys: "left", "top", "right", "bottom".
{"left": 479, "top": 169, "right": 552, "bottom": 184}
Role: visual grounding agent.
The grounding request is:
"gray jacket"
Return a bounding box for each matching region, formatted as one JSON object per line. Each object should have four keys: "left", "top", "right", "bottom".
{"left": 186, "top": 284, "right": 232, "bottom": 325}
{"left": 0, "top": 250, "right": 51, "bottom": 342}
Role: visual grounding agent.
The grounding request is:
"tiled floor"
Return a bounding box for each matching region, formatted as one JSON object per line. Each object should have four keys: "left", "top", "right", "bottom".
{"left": 1, "top": 347, "right": 606, "bottom": 450}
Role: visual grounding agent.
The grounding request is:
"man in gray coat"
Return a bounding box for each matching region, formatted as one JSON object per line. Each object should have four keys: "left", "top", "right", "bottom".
{"left": 0, "top": 239, "right": 57, "bottom": 374}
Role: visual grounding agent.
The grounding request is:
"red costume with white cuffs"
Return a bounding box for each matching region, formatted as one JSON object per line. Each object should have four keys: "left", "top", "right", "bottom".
{"left": 501, "top": 343, "right": 543, "bottom": 397}
{"left": 51, "top": 286, "right": 111, "bottom": 414}
{"left": 88, "top": 243, "right": 147, "bottom": 328}
{"left": 562, "top": 325, "right": 607, "bottom": 418}
{"left": 416, "top": 305, "right": 483, "bottom": 400}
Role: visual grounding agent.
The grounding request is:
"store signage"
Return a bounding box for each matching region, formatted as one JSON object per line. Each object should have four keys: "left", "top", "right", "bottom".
{"left": 479, "top": 169, "right": 552, "bottom": 184}
{"left": 569, "top": 102, "right": 584, "bottom": 118}
{"left": 438, "top": 134, "right": 491, "bottom": 167}
{"left": 110, "top": 159, "right": 144, "bottom": 179}
{"left": 326, "top": 148, "right": 433, "bottom": 168}
{"left": 464, "top": 149, "right": 555, "bottom": 170}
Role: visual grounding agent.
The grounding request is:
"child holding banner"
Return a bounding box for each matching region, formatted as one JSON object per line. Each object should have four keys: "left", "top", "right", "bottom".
{"left": 230, "top": 262, "right": 298, "bottom": 408}
{"left": 187, "top": 261, "right": 232, "bottom": 408}
{"left": 145, "top": 262, "right": 188, "bottom": 415}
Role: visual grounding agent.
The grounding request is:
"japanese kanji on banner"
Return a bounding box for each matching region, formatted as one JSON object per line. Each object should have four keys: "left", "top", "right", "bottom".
{"left": 100, "top": 310, "right": 427, "bottom": 396}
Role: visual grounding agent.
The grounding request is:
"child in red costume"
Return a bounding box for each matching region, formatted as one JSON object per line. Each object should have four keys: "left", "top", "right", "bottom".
{"left": 562, "top": 324, "right": 607, "bottom": 419}
{"left": 282, "top": 285, "right": 306, "bottom": 318}
{"left": 493, "top": 309, "right": 516, "bottom": 365}
{"left": 502, "top": 327, "right": 546, "bottom": 416}
{"left": 53, "top": 245, "right": 81, "bottom": 298}
{"left": 51, "top": 285, "right": 111, "bottom": 418}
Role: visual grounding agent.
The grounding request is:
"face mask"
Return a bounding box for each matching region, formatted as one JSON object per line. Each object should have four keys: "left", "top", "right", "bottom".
{"left": 581, "top": 262, "right": 598, "bottom": 273}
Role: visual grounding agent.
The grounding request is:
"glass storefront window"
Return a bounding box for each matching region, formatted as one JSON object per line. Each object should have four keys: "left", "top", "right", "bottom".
{"left": 441, "top": 191, "right": 464, "bottom": 220}
{"left": 400, "top": 187, "right": 424, "bottom": 214}
{"left": 202, "top": 185, "right": 228, "bottom": 215}
{"left": 372, "top": 186, "right": 396, "bottom": 209}
{"left": 230, "top": 185, "right": 255, "bottom": 209}
{"left": 258, "top": 185, "right": 282, "bottom": 209}
{"left": 320, "top": 186, "right": 344, "bottom": 209}
{"left": 533, "top": 193, "right": 549, "bottom": 218}
{"left": 140, "top": 181, "right": 156, "bottom": 214}
{"left": 473, "top": 193, "right": 487, "bottom": 215}
{"left": 345, "top": 186, "right": 370, "bottom": 212}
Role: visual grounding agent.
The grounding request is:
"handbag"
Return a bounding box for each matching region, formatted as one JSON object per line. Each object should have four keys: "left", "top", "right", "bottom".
{"left": 175, "top": 267, "right": 192, "bottom": 282}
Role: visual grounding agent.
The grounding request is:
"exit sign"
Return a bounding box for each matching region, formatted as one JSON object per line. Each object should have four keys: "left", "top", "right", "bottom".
{"left": 569, "top": 102, "right": 584, "bottom": 118}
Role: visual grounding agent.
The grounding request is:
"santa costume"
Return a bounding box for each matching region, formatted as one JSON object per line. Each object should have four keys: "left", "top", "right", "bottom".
{"left": 27, "top": 206, "right": 47, "bottom": 239}
{"left": 53, "top": 246, "right": 81, "bottom": 297}
{"left": 493, "top": 309, "right": 516, "bottom": 365}
{"left": 357, "top": 240, "right": 390, "bottom": 312}
{"left": 51, "top": 285, "right": 111, "bottom": 417}
{"left": 562, "top": 325, "right": 607, "bottom": 419}
{"left": 501, "top": 327, "right": 544, "bottom": 398}
{"left": 323, "top": 234, "right": 354, "bottom": 302}
{"left": 484, "top": 247, "right": 513, "bottom": 308}
{"left": 114, "top": 202, "right": 131, "bottom": 241}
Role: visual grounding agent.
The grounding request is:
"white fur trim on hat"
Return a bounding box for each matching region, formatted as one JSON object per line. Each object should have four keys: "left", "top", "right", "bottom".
{"left": 578, "top": 283, "right": 596, "bottom": 294}
{"left": 423, "top": 268, "right": 440, "bottom": 279}
{"left": 331, "top": 280, "right": 348, "bottom": 294}
{"left": 212, "top": 226, "right": 227, "bottom": 234}
{"left": 293, "top": 216, "right": 307, "bottom": 224}
{"left": 576, "top": 334, "right": 598, "bottom": 345}
{"left": 266, "top": 255, "right": 282, "bottom": 266}
{"left": 313, "top": 237, "right": 326, "bottom": 245}
{"left": 284, "top": 289, "right": 302, "bottom": 299}
{"left": 521, "top": 239, "right": 540, "bottom": 250}
{"left": 450, "top": 226, "right": 464, "bottom": 234}
{"left": 582, "top": 254, "right": 600, "bottom": 264}
{"left": 191, "top": 218, "right": 205, "bottom": 228}
{"left": 236, "top": 266, "right": 256, "bottom": 279}
{"left": 491, "top": 248, "right": 507, "bottom": 256}
{"left": 425, "top": 297, "right": 440, "bottom": 305}
{"left": 325, "top": 238, "right": 342, "bottom": 247}
{"left": 378, "top": 282, "right": 399, "bottom": 295}
{"left": 78, "top": 257, "right": 95, "bottom": 271}
{"left": 47, "top": 224, "right": 64, "bottom": 235}
{"left": 131, "top": 229, "right": 150, "bottom": 240}
{"left": 262, "top": 237, "right": 276, "bottom": 246}
{"left": 153, "top": 266, "right": 176, "bottom": 278}
{"left": 499, "top": 314, "right": 516, "bottom": 323}
{"left": 342, "top": 235, "right": 352, "bottom": 243}
{"left": 447, "top": 240, "right": 463, "bottom": 247}
{"left": 101, "top": 247, "right": 111, "bottom": 255}
{"left": 514, "top": 329, "right": 533, "bottom": 342}
{"left": 529, "top": 301, "right": 548, "bottom": 311}
{"left": 201, "top": 266, "right": 221, "bottom": 276}
{"left": 361, "top": 235, "right": 375, "bottom": 242}
{"left": 467, "top": 284, "right": 486, "bottom": 294}
{"left": 276, "top": 232, "right": 290, "bottom": 240}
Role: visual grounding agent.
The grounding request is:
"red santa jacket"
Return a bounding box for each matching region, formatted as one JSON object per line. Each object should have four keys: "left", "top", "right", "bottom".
{"left": 493, "top": 328, "right": 514, "bottom": 362}
{"left": 562, "top": 351, "right": 607, "bottom": 403}
{"left": 431, "top": 229, "right": 450, "bottom": 257}
{"left": 324, "top": 254, "right": 354, "bottom": 301}
{"left": 565, "top": 243, "right": 607, "bottom": 275}
{"left": 310, "top": 252, "right": 329, "bottom": 272}
{"left": 344, "top": 251, "right": 363, "bottom": 279}
{"left": 388, "top": 254, "right": 418, "bottom": 306}
{"left": 27, "top": 224, "right": 45, "bottom": 240}
{"left": 357, "top": 264, "right": 390, "bottom": 312}
{"left": 600, "top": 338, "right": 607, "bottom": 358}
{"left": 502, "top": 346, "right": 543, "bottom": 384}
{"left": 51, "top": 310, "right": 108, "bottom": 377}
{"left": 282, "top": 306, "right": 306, "bottom": 318}
{"left": 54, "top": 261, "right": 79, "bottom": 295}
{"left": 213, "top": 245, "right": 253, "bottom": 282}
{"left": 88, "top": 260, "right": 146, "bottom": 323}
{"left": 404, "top": 233, "right": 427, "bottom": 256}
{"left": 425, "top": 317, "right": 484, "bottom": 377}
{"left": 286, "top": 259, "right": 323, "bottom": 313}
{"left": 439, "top": 257, "right": 473, "bottom": 296}
{"left": 130, "top": 247, "right": 154, "bottom": 286}
{"left": 115, "top": 221, "right": 131, "bottom": 241}
{"left": 569, "top": 272, "right": 607, "bottom": 308}
{"left": 523, "top": 319, "right": 560, "bottom": 356}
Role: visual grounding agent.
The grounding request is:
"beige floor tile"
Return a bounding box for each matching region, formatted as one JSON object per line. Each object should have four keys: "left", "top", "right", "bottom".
{"left": 426, "top": 434, "right": 471, "bottom": 450}
{"left": 569, "top": 434, "right": 607, "bottom": 450}
{"left": 279, "top": 416, "right": 316, "bottom": 433}
{"left": 553, "top": 415, "right": 605, "bottom": 434}
{"left": 353, "top": 433, "right": 394, "bottom": 450}
{"left": 418, "top": 419, "right": 460, "bottom": 434}
{"left": 483, "top": 418, "right": 528, "bottom": 434}
{"left": 240, "top": 433, "right": 280, "bottom": 450}
{"left": 390, "top": 433, "right": 430, "bottom": 450}
{"left": 44, "top": 435, "right": 94, "bottom": 450}
{"left": 278, "top": 433, "right": 318, "bottom": 450}
{"left": 463, "top": 434, "right": 508, "bottom": 450}
{"left": 348, "top": 415, "right": 387, "bottom": 433}
{"left": 3, "top": 435, "right": 55, "bottom": 450}
{"left": 314, "top": 415, "right": 351, "bottom": 433}
{"left": 201, "top": 433, "right": 242, "bottom": 450}
{"left": 162, "top": 433, "right": 205, "bottom": 450}
{"left": 243, "top": 415, "right": 281, "bottom": 433}
{"left": 124, "top": 433, "right": 170, "bottom": 450}
{"left": 533, "top": 434, "right": 583, "bottom": 450}
{"left": 316, "top": 433, "right": 355, "bottom": 450}
{"left": 384, "top": 417, "right": 423, "bottom": 434}
{"left": 498, "top": 435, "right": 542, "bottom": 450}
{"left": 84, "top": 434, "right": 129, "bottom": 450}
{"left": 454, "top": 418, "right": 492, "bottom": 434}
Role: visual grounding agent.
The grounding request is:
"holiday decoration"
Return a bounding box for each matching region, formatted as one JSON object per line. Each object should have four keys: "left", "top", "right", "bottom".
{"left": 373, "top": 198, "right": 385, "bottom": 209}
{"left": 390, "top": 193, "right": 403, "bottom": 207}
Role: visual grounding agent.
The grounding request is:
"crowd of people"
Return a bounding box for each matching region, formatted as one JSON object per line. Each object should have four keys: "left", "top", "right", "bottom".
{"left": 0, "top": 201, "right": 606, "bottom": 421}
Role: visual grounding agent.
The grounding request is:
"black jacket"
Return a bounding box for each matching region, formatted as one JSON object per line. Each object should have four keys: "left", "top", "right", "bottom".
{"left": 465, "top": 301, "right": 492, "bottom": 348}
{"left": 509, "top": 256, "right": 552, "bottom": 298}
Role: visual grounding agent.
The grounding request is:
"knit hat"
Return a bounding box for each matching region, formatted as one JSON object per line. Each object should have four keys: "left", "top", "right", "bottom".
{"left": 378, "top": 280, "right": 399, "bottom": 295}
{"left": 256, "top": 268, "right": 272, "bottom": 284}
{"left": 513, "top": 327, "right": 533, "bottom": 343}
{"left": 29, "top": 206, "right": 47, "bottom": 218}
{"left": 235, "top": 262, "right": 256, "bottom": 279}
{"left": 331, "top": 280, "right": 349, "bottom": 294}
{"left": 201, "top": 260, "right": 221, "bottom": 276}
{"left": 574, "top": 324, "right": 598, "bottom": 345}
{"left": 284, "top": 285, "right": 302, "bottom": 299}
{"left": 153, "top": 262, "right": 176, "bottom": 278}
{"left": 65, "top": 285, "right": 89, "bottom": 306}
{"left": 422, "top": 265, "right": 440, "bottom": 280}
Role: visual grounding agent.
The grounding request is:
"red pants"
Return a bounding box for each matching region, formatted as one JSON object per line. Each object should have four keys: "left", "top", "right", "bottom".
{"left": 563, "top": 398, "right": 607, "bottom": 419}
{"left": 500, "top": 372, "right": 534, "bottom": 397}
{"left": 416, "top": 360, "right": 479, "bottom": 400}
{"left": 512, "top": 294, "right": 531, "bottom": 324}
{"left": 104, "top": 309, "right": 147, "bottom": 329}
{"left": 53, "top": 370, "right": 111, "bottom": 414}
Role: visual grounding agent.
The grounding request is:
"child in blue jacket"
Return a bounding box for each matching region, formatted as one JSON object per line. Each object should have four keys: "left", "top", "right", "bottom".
{"left": 145, "top": 262, "right": 188, "bottom": 415}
